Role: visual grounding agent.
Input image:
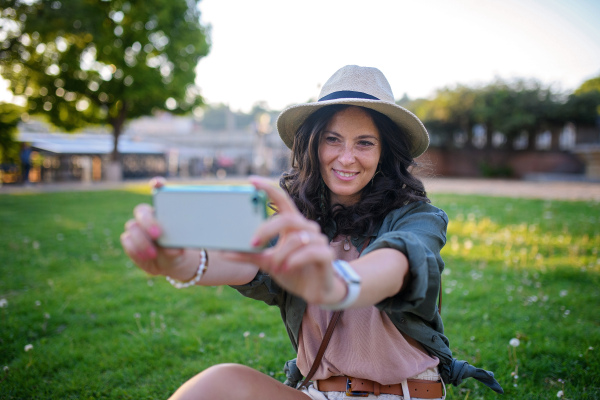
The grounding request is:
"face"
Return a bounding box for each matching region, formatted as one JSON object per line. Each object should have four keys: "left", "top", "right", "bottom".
{"left": 318, "top": 106, "right": 382, "bottom": 206}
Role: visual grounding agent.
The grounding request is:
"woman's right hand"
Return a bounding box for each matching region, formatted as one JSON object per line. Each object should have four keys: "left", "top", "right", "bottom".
{"left": 120, "top": 178, "right": 196, "bottom": 281}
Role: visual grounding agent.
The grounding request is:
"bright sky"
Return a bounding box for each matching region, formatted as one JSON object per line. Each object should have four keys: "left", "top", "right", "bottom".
{"left": 194, "top": 0, "right": 600, "bottom": 112}
{"left": 2, "top": 0, "right": 599, "bottom": 113}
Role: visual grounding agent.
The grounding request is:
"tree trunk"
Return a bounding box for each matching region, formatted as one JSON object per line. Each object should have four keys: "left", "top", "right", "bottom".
{"left": 105, "top": 102, "right": 128, "bottom": 181}
{"left": 526, "top": 130, "right": 536, "bottom": 151}
{"left": 110, "top": 102, "right": 128, "bottom": 162}
{"left": 549, "top": 123, "right": 561, "bottom": 151}
{"left": 484, "top": 122, "right": 494, "bottom": 150}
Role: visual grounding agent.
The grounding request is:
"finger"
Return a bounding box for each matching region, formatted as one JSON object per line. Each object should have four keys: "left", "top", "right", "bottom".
{"left": 149, "top": 176, "right": 167, "bottom": 189}
{"left": 299, "top": 231, "right": 310, "bottom": 246}
{"left": 133, "top": 203, "right": 161, "bottom": 239}
{"left": 249, "top": 176, "right": 298, "bottom": 215}
{"left": 122, "top": 221, "right": 158, "bottom": 260}
{"left": 281, "top": 245, "right": 334, "bottom": 274}
{"left": 125, "top": 218, "right": 137, "bottom": 231}
{"left": 269, "top": 230, "right": 314, "bottom": 271}
{"left": 120, "top": 230, "right": 152, "bottom": 264}
{"left": 251, "top": 214, "right": 318, "bottom": 248}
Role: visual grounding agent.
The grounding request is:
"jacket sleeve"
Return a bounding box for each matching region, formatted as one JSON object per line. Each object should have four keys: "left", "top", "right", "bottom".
{"left": 362, "top": 202, "right": 448, "bottom": 322}
{"left": 230, "top": 271, "right": 285, "bottom": 307}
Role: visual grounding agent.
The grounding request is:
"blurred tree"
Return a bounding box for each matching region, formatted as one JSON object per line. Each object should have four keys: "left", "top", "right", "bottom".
{"left": 406, "top": 86, "right": 477, "bottom": 149}
{"left": 562, "top": 75, "right": 600, "bottom": 126}
{"left": 0, "top": 0, "right": 210, "bottom": 178}
{"left": 406, "top": 79, "right": 562, "bottom": 151}
{"left": 471, "top": 79, "right": 557, "bottom": 150}
{"left": 575, "top": 76, "right": 600, "bottom": 94}
{"left": 0, "top": 102, "right": 25, "bottom": 165}
{"left": 199, "top": 102, "right": 277, "bottom": 131}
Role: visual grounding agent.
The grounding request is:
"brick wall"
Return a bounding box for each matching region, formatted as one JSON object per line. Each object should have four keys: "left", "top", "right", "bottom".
{"left": 415, "top": 149, "right": 585, "bottom": 178}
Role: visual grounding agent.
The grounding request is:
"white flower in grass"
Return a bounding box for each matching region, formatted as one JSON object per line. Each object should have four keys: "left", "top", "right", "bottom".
{"left": 559, "top": 290, "right": 568, "bottom": 297}
{"left": 258, "top": 332, "right": 265, "bottom": 339}
{"left": 24, "top": 344, "right": 33, "bottom": 352}
{"left": 35, "top": 300, "right": 41, "bottom": 306}
{"left": 243, "top": 331, "right": 250, "bottom": 338}
{"left": 557, "top": 390, "right": 564, "bottom": 397}
{"left": 509, "top": 338, "right": 520, "bottom": 347}
{"left": 3, "top": 366, "right": 8, "bottom": 372}
{"left": 0, "top": 298, "right": 7, "bottom": 308}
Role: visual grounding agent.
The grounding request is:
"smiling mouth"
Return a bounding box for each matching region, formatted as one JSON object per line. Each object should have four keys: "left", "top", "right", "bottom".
{"left": 333, "top": 169, "right": 358, "bottom": 178}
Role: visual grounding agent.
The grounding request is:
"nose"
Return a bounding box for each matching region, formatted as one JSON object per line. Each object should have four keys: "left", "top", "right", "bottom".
{"left": 338, "top": 145, "right": 355, "bottom": 165}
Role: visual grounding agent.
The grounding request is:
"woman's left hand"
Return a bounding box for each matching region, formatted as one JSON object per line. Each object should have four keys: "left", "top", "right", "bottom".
{"left": 226, "top": 176, "right": 344, "bottom": 306}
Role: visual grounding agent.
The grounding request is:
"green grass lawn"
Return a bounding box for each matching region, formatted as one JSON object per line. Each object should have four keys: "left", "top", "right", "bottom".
{"left": 0, "top": 187, "right": 598, "bottom": 399}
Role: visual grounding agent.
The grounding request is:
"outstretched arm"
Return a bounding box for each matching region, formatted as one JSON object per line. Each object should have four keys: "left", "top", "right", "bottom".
{"left": 120, "top": 178, "right": 259, "bottom": 287}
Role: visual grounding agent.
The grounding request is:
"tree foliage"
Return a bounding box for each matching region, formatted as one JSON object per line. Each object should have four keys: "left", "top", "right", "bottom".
{"left": 0, "top": 102, "right": 25, "bottom": 164}
{"left": 402, "top": 75, "right": 600, "bottom": 150}
{"left": 563, "top": 76, "right": 600, "bottom": 126}
{"left": 0, "top": 0, "right": 210, "bottom": 161}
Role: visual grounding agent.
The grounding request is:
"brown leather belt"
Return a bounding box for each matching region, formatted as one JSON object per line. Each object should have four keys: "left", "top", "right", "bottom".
{"left": 315, "top": 376, "right": 444, "bottom": 398}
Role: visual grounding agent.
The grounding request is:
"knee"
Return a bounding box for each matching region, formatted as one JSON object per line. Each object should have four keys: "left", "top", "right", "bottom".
{"left": 201, "top": 363, "right": 253, "bottom": 384}
{"left": 170, "top": 363, "right": 257, "bottom": 400}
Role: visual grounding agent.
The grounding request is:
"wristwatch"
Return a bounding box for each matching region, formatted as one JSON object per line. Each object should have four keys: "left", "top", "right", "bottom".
{"left": 321, "top": 260, "right": 362, "bottom": 310}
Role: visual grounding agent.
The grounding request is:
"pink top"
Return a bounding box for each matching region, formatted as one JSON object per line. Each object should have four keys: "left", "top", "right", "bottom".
{"left": 296, "top": 236, "right": 439, "bottom": 384}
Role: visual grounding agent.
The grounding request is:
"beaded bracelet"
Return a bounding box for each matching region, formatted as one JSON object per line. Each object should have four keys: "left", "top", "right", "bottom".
{"left": 166, "top": 249, "right": 208, "bottom": 289}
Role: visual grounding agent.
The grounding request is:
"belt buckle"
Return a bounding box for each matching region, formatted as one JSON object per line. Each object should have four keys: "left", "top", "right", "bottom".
{"left": 345, "top": 377, "right": 369, "bottom": 397}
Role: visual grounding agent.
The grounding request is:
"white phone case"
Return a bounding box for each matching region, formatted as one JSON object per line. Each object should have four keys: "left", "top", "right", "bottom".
{"left": 153, "top": 185, "right": 268, "bottom": 252}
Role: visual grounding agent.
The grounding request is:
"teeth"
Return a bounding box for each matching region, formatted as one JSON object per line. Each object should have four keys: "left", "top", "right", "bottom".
{"left": 336, "top": 170, "right": 356, "bottom": 177}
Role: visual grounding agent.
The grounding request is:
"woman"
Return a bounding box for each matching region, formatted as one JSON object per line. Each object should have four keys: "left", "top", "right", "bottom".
{"left": 121, "top": 65, "right": 503, "bottom": 399}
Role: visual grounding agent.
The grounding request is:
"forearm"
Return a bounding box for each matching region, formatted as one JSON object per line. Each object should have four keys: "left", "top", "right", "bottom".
{"left": 326, "top": 248, "right": 408, "bottom": 309}
{"left": 167, "top": 249, "right": 259, "bottom": 287}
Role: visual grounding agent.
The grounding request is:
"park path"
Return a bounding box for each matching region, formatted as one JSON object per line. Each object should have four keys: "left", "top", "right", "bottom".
{"left": 1, "top": 177, "right": 600, "bottom": 201}
{"left": 422, "top": 177, "right": 600, "bottom": 201}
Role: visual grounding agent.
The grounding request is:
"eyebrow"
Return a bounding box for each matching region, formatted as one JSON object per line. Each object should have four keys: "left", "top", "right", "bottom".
{"left": 324, "top": 131, "right": 380, "bottom": 141}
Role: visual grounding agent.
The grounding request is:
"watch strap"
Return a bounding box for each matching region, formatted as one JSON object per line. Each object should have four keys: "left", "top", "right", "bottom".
{"left": 321, "top": 260, "right": 361, "bottom": 310}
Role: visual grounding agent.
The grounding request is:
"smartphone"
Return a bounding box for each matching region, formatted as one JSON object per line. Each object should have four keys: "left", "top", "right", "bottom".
{"left": 153, "top": 185, "right": 269, "bottom": 252}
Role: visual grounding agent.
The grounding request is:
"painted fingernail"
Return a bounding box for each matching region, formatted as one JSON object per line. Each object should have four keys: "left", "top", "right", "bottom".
{"left": 251, "top": 237, "right": 261, "bottom": 247}
{"left": 149, "top": 225, "right": 161, "bottom": 238}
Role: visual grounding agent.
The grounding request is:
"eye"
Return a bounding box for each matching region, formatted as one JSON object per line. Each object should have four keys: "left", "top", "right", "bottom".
{"left": 357, "top": 140, "right": 375, "bottom": 147}
{"left": 324, "top": 135, "right": 339, "bottom": 144}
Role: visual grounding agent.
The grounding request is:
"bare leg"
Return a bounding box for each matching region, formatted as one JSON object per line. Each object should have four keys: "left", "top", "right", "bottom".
{"left": 169, "top": 363, "right": 312, "bottom": 400}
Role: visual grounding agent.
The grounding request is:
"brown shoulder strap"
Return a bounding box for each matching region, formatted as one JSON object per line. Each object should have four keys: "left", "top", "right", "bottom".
{"left": 298, "top": 310, "right": 342, "bottom": 389}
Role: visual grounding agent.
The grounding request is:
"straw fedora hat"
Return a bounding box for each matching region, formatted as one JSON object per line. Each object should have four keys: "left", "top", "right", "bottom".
{"left": 276, "top": 65, "right": 430, "bottom": 158}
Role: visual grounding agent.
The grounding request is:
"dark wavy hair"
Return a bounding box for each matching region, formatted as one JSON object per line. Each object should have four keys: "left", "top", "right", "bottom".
{"left": 280, "top": 104, "right": 429, "bottom": 237}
